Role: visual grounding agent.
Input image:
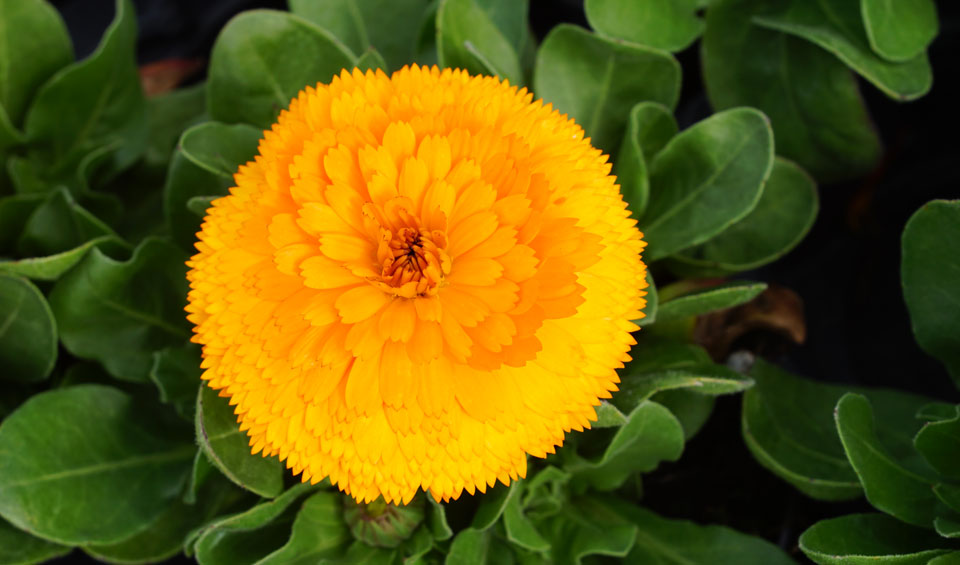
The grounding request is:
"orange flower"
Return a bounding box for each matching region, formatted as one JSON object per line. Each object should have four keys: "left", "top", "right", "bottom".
{"left": 186, "top": 65, "right": 647, "bottom": 504}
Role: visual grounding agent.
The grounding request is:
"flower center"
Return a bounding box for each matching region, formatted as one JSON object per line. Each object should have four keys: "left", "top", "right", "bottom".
{"left": 377, "top": 227, "right": 450, "bottom": 298}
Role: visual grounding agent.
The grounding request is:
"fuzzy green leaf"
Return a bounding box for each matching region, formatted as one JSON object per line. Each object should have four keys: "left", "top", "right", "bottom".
{"left": 150, "top": 344, "right": 202, "bottom": 421}
{"left": 15, "top": 188, "right": 118, "bottom": 258}
{"left": 208, "top": 10, "right": 354, "bottom": 128}
{"left": 614, "top": 102, "right": 678, "bottom": 218}
{"left": 641, "top": 107, "right": 773, "bottom": 261}
{"left": 0, "top": 274, "right": 57, "bottom": 383}
{"left": 657, "top": 281, "right": 766, "bottom": 322}
{"left": 615, "top": 362, "right": 753, "bottom": 413}
{"left": 533, "top": 24, "right": 680, "bottom": 156}
{"left": 257, "top": 492, "right": 350, "bottom": 564}
{"left": 196, "top": 384, "right": 285, "bottom": 499}
{"left": 585, "top": 0, "right": 703, "bottom": 52}
{"left": 0, "top": 385, "right": 193, "bottom": 545}
{"left": 914, "top": 406, "right": 960, "bottom": 481}
{"left": 0, "top": 517, "right": 69, "bottom": 565}
{"left": 179, "top": 122, "right": 263, "bottom": 179}
{"left": 163, "top": 150, "right": 231, "bottom": 249}
{"left": 702, "top": 0, "right": 881, "bottom": 181}
{"left": 861, "top": 0, "right": 938, "bottom": 62}
{"left": 901, "top": 200, "right": 960, "bottom": 387}
{"left": 437, "top": 0, "right": 523, "bottom": 85}
{"left": 800, "top": 513, "right": 953, "bottom": 565}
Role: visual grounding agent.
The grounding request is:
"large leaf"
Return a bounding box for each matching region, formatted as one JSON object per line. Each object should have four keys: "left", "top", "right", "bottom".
{"left": 23, "top": 0, "right": 146, "bottom": 182}
{"left": 752, "top": 0, "right": 932, "bottom": 101}
{"left": 196, "top": 384, "right": 285, "bottom": 499}
{"left": 0, "top": 516, "right": 69, "bottom": 565}
{"left": 598, "top": 497, "right": 796, "bottom": 564}
{"left": 257, "top": 492, "right": 351, "bottom": 565}
{"left": 901, "top": 200, "right": 960, "bottom": 386}
{"left": 0, "top": 385, "right": 193, "bottom": 545}
{"left": 914, "top": 406, "right": 960, "bottom": 480}
{"left": 436, "top": 0, "right": 522, "bottom": 85}
{"left": 190, "top": 483, "right": 316, "bottom": 565}
{"left": 566, "top": 400, "right": 684, "bottom": 492}
{"left": 289, "top": 0, "right": 430, "bottom": 72}
{"left": 702, "top": 0, "right": 880, "bottom": 181}
{"left": 207, "top": 10, "right": 354, "bottom": 129}
{"left": 0, "top": 0, "right": 73, "bottom": 129}
{"left": 800, "top": 513, "right": 953, "bottom": 565}
{"left": 537, "top": 497, "right": 638, "bottom": 565}
{"left": 670, "top": 157, "right": 818, "bottom": 276}
{"left": 656, "top": 281, "right": 766, "bottom": 322}
{"left": 533, "top": 24, "right": 680, "bottom": 156}
{"left": 179, "top": 122, "right": 263, "bottom": 179}
{"left": 861, "top": 0, "right": 938, "bottom": 62}
{"left": 0, "top": 274, "right": 56, "bottom": 383}
{"left": 641, "top": 107, "right": 773, "bottom": 261}
{"left": 835, "top": 393, "right": 944, "bottom": 527}
{"left": 742, "top": 360, "right": 934, "bottom": 501}
{"left": 48, "top": 238, "right": 191, "bottom": 382}
{"left": 614, "top": 102, "right": 678, "bottom": 218}
{"left": 584, "top": 0, "right": 703, "bottom": 52}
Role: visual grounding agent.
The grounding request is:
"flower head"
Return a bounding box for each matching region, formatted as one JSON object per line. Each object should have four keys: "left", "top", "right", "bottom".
{"left": 186, "top": 65, "right": 647, "bottom": 504}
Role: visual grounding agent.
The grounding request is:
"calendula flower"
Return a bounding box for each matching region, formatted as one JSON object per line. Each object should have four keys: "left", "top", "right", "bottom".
{"left": 187, "top": 65, "right": 647, "bottom": 505}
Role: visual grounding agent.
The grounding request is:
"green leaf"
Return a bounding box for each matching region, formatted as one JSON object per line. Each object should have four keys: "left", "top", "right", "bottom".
{"left": 257, "top": 492, "right": 351, "bottom": 564}
{"left": 0, "top": 194, "right": 44, "bottom": 253}
{"left": 0, "top": 0, "right": 72, "bottom": 132}
{"left": 624, "top": 338, "right": 711, "bottom": 374}
{"left": 15, "top": 187, "right": 118, "bottom": 258}
{"left": 901, "top": 200, "right": 960, "bottom": 386}
{"left": 614, "top": 102, "right": 678, "bottom": 218}
{"left": 752, "top": 1, "right": 932, "bottom": 101}
{"left": 937, "top": 517, "right": 960, "bottom": 539}
{"left": 935, "top": 484, "right": 960, "bottom": 515}
{"left": 355, "top": 49, "right": 388, "bottom": 72}
{"left": 427, "top": 497, "right": 453, "bottom": 541}
{"left": 446, "top": 528, "right": 492, "bottom": 564}
{"left": 196, "top": 384, "right": 285, "bottom": 498}
{"left": 289, "top": 0, "right": 431, "bottom": 72}
{"left": 594, "top": 401, "right": 629, "bottom": 428}
{"left": 669, "top": 157, "right": 818, "bottom": 276}
{"left": 584, "top": 0, "right": 704, "bottom": 52}
{"left": 48, "top": 237, "right": 191, "bottom": 381}
{"left": 653, "top": 389, "right": 717, "bottom": 441}
{"left": 0, "top": 274, "right": 56, "bottom": 383}
{"left": 190, "top": 483, "right": 316, "bottom": 564}
{"left": 185, "top": 449, "right": 216, "bottom": 505}
{"left": 533, "top": 24, "right": 681, "bottom": 155}
{"left": 503, "top": 492, "right": 550, "bottom": 553}
{"left": 163, "top": 150, "right": 231, "bottom": 249}
{"left": 0, "top": 385, "right": 194, "bottom": 545}
{"left": 472, "top": 480, "right": 518, "bottom": 530}
{"left": 702, "top": 0, "right": 881, "bottom": 181}
{"left": 917, "top": 403, "right": 958, "bottom": 423}
{"left": 861, "top": 0, "right": 938, "bottom": 62}
{"left": 596, "top": 497, "right": 796, "bottom": 564}
{"left": 187, "top": 196, "right": 220, "bottom": 217}
{"left": 437, "top": 0, "right": 523, "bottom": 85}
{"left": 657, "top": 281, "right": 766, "bottom": 322}
{"left": 0, "top": 517, "right": 69, "bottom": 565}
{"left": 179, "top": 122, "right": 263, "bottom": 179}
{"left": 641, "top": 107, "right": 773, "bottom": 261}
{"left": 615, "top": 362, "right": 752, "bottom": 415}
{"left": 929, "top": 552, "right": 960, "bottom": 565}
{"left": 539, "top": 497, "right": 638, "bottom": 565}
{"left": 636, "top": 272, "right": 658, "bottom": 326}
{"left": 567, "top": 400, "right": 684, "bottom": 492}
{"left": 0, "top": 110, "right": 23, "bottom": 152}
{"left": 144, "top": 83, "right": 207, "bottom": 170}
{"left": 0, "top": 235, "right": 126, "bottom": 281}
{"left": 150, "top": 344, "right": 202, "bottom": 421}
{"left": 23, "top": 0, "right": 146, "bottom": 182}
{"left": 743, "top": 360, "right": 935, "bottom": 501}
{"left": 914, "top": 406, "right": 960, "bottom": 480}
{"left": 835, "top": 393, "right": 944, "bottom": 527}
{"left": 207, "top": 10, "right": 354, "bottom": 129}
{"left": 800, "top": 513, "right": 953, "bottom": 565}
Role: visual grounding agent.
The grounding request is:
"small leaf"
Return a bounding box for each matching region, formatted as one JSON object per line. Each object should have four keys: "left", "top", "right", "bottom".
{"left": 471, "top": 480, "right": 518, "bottom": 530}
{"left": 702, "top": 0, "right": 881, "bottom": 181}
{"left": 15, "top": 187, "right": 117, "bottom": 258}
{"left": 917, "top": 403, "right": 959, "bottom": 423}
{"left": 356, "top": 49, "right": 388, "bottom": 72}
{"left": 913, "top": 405, "right": 960, "bottom": 480}
{"left": 670, "top": 157, "right": 818, "bottom": 276}
{"left": 0, "top": 385, "right": 194, "bottom": 545}
{"left": 594, "top": 401, "right": 629, "bottom": 428}
{"left": 657, "top": 281, "right": 767, "bottom": 322}
{"left": 800, "top": 513, "right": 953, "bottom": 565}
{"left": 23, "top": 0, "right": 146, "bottom": 182}
{"left": 163, "top": 150, "right": 231, "bottom": 249}
{"left": 187, "top": 196, "right": 220, "bottom": 217}
{"left": 929, "top": 552, "right": 960, "bottom": 565}
{"left": 615, "top": 362, "right": 753, "bottom": 414}
{"left": 257, "top": 492, "right": 351, "bottom": 564}
{"left": 636, "top": 272, "right": 658, "bottom": 326}
{"left": 567, "top": 400, "right": 684, "bottom": 492}
{"left": 196, "top": 384, "right": 285, "bottom": 498}
{"left": 446, "top": 528, "right": 491, "bottom": 564}
{"left": 437, "top": 0, "right": 522, "bottom": 85}
{"left": 503, "top": 492, "right": 550, "bottom": 553}
{"left": 0, "top": 194, "right": 44, "bottom": 253}
{"left": 143, "top": 83, "right": 207, "bottom": 170}
{"left": 0, "top": 517, "right": 70, "bottom": 565}
{"left": 190, "top": 483, "right": 316, "bottom": 563}
{"left": 150, "top": 344, "right": 202, "bottom": 421}
{"left": 289, "top": 0, "right": 431, "bottom": 72}
{"left": 753, "top": 1, "right": 932, "bottom": 101}
{"left": 653, "top": 389, "right": 717, "bottom": 441}
{"left": 835, "top": 393, "right": 942, "bottom": 527}
{"left": 185, "top": 449, "right": 216, "bottom": 505}
{"left": 539, "top": 497, "right": 638, "bottom": 565}
{"left": 0, "top": 0, "right": 73, "bottom": 128}
{"left": 0, "top": 274, "right": 57, "bottom": 383}
{"left": 641, "top": 108, "right": 773, "bottom": 261}
{"left": 861, "top": 0, "right": 938, "bottom": 62}
{"left": 0, "top": 236, "right": 126, "bottom": 281}
{"left": 585, "top": 0, "right": 704, "bottom": 52}
{"left": 179, "top": 122, "right": 263, "bottom": 179}
{"left": 48, "top": 238, "right": 191, "bottom": 382}
{"left": 533, "top": 24, "right": 681, "bottom": 155}
{"left": 207, "top": 10, "right": 354, "bottom": 128}
{"left": 937, "top": 517, "right": 960, "bottom": 539}
{"left": 596, "top": 497, "right": 796, "bottom": 564}
{"left": 935, "top": 484, "right": 960, "bottom": 515}
{"left": 901, "top": 200, "right": 960, "bottom": 386}
{"left": 614, "top": 102, "right": 678, "bottom": 218}
{"left": 427, "top": 497, "right": 453, "bottom": 541}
